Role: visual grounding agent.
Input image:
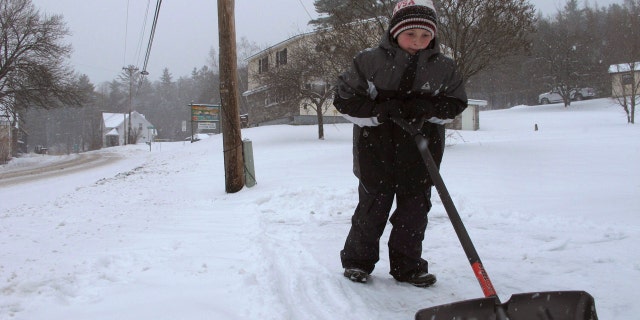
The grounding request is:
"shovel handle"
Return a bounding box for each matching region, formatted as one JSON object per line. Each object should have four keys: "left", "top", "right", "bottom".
{"left": 390, "top": 117, "right": 499, "bottom": 299}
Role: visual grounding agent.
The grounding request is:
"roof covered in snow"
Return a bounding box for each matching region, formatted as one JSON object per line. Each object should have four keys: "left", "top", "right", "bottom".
{"left": 608, "top": 62, "right": 640, "bottom": 73}
{"left": 103, "top": 113, "right": 127, "bottom": 128}
{"left": 105, "top": 128, "right": 120, "bottom": 136}
{"left": 103, "top": 112, "right": 147, "bottom": 129}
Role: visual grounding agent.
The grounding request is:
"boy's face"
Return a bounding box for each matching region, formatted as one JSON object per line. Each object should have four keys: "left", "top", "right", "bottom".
{"left": 397, "top": 28, "right": 433, "bottom": 55}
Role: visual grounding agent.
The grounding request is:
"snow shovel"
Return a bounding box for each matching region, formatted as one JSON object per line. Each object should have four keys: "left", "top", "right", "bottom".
{"left": 390, "top": 117, "right": 598, "bottom": 320}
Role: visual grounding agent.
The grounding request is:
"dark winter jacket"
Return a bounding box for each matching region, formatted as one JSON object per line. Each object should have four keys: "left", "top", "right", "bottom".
{"left": 333, "top": 32, "right": 467, "bottom": 194}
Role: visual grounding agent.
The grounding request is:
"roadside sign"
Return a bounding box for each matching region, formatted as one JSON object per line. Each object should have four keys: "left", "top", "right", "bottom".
{"left": 198, "top": 122, "right": 217, "bottom": 130}
{"left": 191, "top": 104, "right": 220, "bottom": 122}
{"left": 189, "top": 103, "right": 221, "bottom": 137}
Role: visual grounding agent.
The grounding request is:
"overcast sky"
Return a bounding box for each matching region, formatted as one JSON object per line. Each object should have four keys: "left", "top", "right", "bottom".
{"left": 31, "top": 0, "right": 623, "bottom": 85}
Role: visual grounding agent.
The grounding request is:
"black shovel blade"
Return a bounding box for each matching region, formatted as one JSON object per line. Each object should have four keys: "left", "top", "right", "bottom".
{"left": 415, "top": 291, "right": 598, "bottom": 320}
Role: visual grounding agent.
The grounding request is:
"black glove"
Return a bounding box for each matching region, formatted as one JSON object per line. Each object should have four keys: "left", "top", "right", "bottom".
{"left": 430, "top": 97, "right": 464, "bottom": 122}
{"left": 402, "top": 97, "right": 436, "bottom": 121}
{"left": 406, "top": 96, "right": 465, "bottom": 123}
{"left": 374, "top": 99, "right": 403, "bottom": 123}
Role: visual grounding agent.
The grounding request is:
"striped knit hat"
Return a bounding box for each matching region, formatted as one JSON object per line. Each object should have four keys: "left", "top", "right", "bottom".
{"left": 389, "top": 0, "right": 438, "bottom": 39}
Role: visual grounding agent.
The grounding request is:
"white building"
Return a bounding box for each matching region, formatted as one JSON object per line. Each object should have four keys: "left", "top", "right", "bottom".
{"left": 608, "top": 61, "right": 640, "bottom": 98}
{"left": 446, "top": 99, "right": 486, "bottom": 131}
{"left": 0, "top": 106, "right": 23, "bottom": 160}
{"left": 102, "top": 111, "right": 155, "bottom": 147}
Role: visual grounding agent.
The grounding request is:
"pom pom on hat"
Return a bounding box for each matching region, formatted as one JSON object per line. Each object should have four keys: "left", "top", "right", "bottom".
{"left": 389, "top": 0, "right": 438, "bottom": 39}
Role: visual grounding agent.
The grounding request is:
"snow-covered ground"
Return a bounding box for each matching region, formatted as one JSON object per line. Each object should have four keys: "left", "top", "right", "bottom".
{"left": 1, "top": 98, "right": 638, "bottom": 319}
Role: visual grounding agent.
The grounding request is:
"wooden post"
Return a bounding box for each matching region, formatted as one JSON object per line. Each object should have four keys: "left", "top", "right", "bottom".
{"left": 217, "top": 0, "right": 244, "bottom": 193}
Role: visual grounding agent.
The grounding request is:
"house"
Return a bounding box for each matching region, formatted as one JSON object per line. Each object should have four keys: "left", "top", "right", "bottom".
{"left": 0, "top": 107, "right": 24, "bottom": 162}
{"left": 0, "top": 112, "right": 12, "bottom": 162}
{"left": 243, "top": 32, "right": 348, "bottom": 127}
{"left": 102, "top": 111, "right": 155, "bottom": 147}
{"left": 608, "top": 62, "right": 640, "bottom": 97}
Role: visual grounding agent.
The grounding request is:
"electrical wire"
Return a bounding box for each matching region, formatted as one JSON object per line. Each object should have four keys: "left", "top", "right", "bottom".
{"left": 141, "top": 0, "right": 162, "bottom": 76}
{"left": 297, "top": 0, "right": 313, "bottom": 20}
{"left": 128, "top": 0, "right": 161, "bottom": 94}
{"left": 134, "top": 0, "right": 153, "bottom": 67}
{"left": 123, "top": 0, "right": 131, "bottom": 66}
{"left": 122, "top": 0, "right": 158, "bottom": 94}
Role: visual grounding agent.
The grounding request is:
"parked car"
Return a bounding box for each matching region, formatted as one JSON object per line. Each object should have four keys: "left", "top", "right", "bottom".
{"left": 571, "top": 87, "right": 597, "bottom": 101}
{"left": 538, "top": 87, "right": 598, "bottom": 104}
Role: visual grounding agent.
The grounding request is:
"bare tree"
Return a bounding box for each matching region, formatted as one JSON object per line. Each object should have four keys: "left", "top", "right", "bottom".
{"left": 437, "top": 0, "right": 536, "bottom": 81}
{"left": 311, "top": 0, "right": 392, "bottom": 67}
{"left": 311, "top": 0, "right": 535, "bottom": 83}
{"left": 21, "top": 74, "right": 100, "bottom": 154}
{"left": 609, "top": 0, "right": 640, "bottom": 63}
{"left": 0, "top": 0, "right": 84, "bottom": 120}
{"left": 533, "top": 0, "right": 597, "bottom": 107}
{"left": 237, "top": 37, "right": 260, "bottom": 115}
{"left": 256, "top": 34, "right": 340, "bottom": 139}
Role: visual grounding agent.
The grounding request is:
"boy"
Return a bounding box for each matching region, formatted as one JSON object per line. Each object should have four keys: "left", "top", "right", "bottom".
{"left": 333, "top": 0, "right": 467, "bottom": 287}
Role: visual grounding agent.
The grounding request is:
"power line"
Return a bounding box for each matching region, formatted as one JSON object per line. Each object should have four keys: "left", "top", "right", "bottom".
{"left": 297, "top": 0, "right": 314, "bottom": 20}
{"left": 123, "top": 0, "right": 131, "bottom": 66}
{"left": 123, "top": 0, "right": 157, "bottom": 89}
{"left": 141, "top": 0, "right": 162, "bottom": 76}
{"left": 134, "top": 0, "right": 153, "bottom": 67}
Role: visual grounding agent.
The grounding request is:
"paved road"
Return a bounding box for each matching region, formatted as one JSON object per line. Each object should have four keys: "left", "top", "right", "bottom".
{"left": 0, "top": 152, "right": 122, "bottom": 187}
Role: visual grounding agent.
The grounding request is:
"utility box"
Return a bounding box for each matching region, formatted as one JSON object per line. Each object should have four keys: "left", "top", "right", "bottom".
{"left": 242, "top": 139, "right": 256, "bottom": 187}
{"left": 446, "top": 99, "right": 485, "bottom": 131}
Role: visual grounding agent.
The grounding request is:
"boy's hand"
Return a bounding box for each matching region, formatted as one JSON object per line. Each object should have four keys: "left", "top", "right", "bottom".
{"left": 374, "top": 99, "right": 403, "bottom": 123}
{"left": 403, "top": 97, "right": 435, "bottom": 121}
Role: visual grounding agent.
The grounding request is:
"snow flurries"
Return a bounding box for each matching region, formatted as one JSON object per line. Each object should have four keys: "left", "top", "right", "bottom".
{"left": 1, "top": 98, "right": 638, "bottom": 319}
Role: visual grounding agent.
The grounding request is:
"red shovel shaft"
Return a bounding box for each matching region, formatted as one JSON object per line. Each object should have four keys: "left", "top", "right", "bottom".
{"left": 472, "top": 262, "right": 498, "bottom": 298}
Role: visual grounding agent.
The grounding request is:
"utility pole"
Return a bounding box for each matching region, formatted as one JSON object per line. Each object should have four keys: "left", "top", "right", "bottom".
{"left": 123, "top": 65, "right": 138, "bottom": 145}
{"left": 218, "top": 0, "right": 244, "bottom": 193}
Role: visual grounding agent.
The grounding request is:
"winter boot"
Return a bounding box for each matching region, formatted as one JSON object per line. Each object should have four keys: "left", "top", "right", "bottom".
{"left": 344, "top": 268, "right": 369, "bottom": 283}
{"left": 397, "top": 271, "right": 437, "bottom": 288}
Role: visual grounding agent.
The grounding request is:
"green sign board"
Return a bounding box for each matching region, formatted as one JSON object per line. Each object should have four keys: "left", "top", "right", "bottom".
{"left": 191, "top": 104, "right": 221, "bottom": 122}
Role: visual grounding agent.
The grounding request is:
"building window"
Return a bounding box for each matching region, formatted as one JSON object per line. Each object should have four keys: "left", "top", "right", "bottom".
{"left": 276, "top": 48, "right": 287, "bottom": 67}
{"left": 304, "top": 82, "right": 329, "bottom": 95}
{"left": 264, "top": 90, "right": 287, "bottom": 107}
{"left": 622, "top": 73, "right": 634, "bottom": 86}
{"left": 259, "top": 56, "right": 269, "bottom": 74}
{"left": 276, "top": 90, "right": 286, "bottom": 103}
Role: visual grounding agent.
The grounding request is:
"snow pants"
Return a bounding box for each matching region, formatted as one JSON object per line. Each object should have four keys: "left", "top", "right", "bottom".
{"left": 340, "top": 183, "right": 432, "bottom": 280}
